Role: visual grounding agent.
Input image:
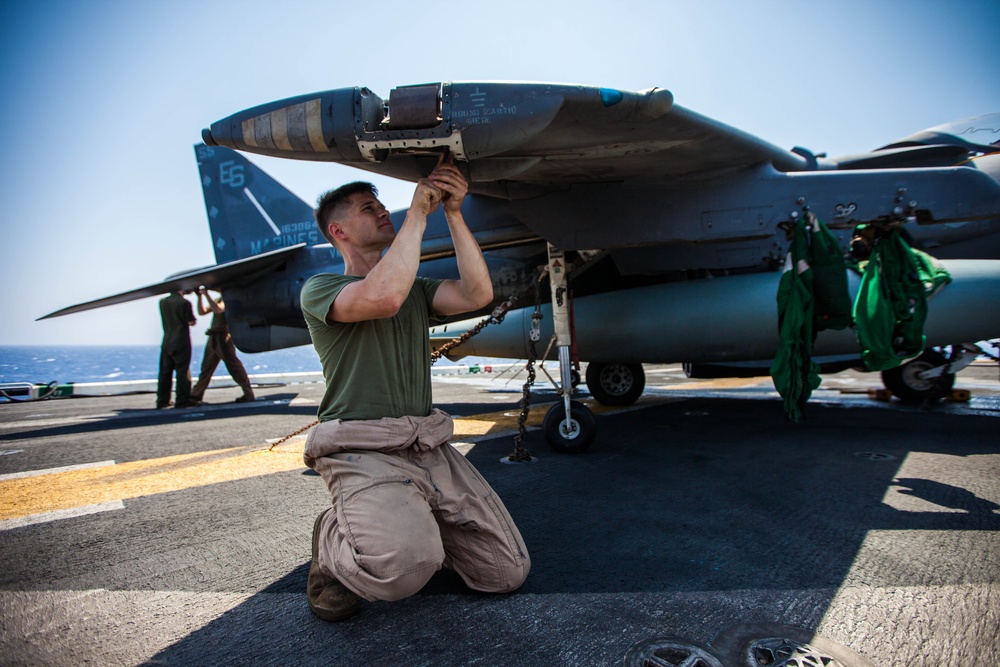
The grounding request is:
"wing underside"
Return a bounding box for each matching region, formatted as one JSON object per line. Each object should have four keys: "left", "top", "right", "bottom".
{"left": 38, "top": 244, "right": 306, "bottom": 320}
{"left": 203, "top": 82, "right": 812, "bottom": 190}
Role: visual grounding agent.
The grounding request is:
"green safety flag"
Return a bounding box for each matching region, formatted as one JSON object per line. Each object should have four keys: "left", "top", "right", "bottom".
{"left": 853, "top": 229, "right": 951, "bottom": 371}
{"left": 770, "top": 213, "right": 851, "bottom": 422}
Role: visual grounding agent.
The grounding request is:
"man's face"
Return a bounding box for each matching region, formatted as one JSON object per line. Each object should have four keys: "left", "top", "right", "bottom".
{"left": 331, "top": 192, "right": 395, "bottom": 250}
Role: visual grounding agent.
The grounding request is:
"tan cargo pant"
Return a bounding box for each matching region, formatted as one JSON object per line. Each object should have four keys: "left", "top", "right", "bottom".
{"left": 304, "top": 409, "right": 530, "bottom": 602}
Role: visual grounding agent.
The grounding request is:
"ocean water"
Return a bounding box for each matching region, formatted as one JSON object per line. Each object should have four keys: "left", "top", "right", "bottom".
{"left": 0, "top": 345, "right": 486, "bottom": 385}
{"left": 0, "top": 345, "right": 324, "bottom": 385}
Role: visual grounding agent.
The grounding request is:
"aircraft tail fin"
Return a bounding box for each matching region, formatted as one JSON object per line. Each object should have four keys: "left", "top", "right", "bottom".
{"left": 195, "top": 143, "right": 319, "bottom": 264}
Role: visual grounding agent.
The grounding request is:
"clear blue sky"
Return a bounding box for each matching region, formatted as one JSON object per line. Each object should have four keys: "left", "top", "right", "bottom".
{"left": 2, "top": 0, "right": 998, "bottom": 346}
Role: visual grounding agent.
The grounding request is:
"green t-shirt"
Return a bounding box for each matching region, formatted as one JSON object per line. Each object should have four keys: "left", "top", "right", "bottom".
{"left": 208, "top": 301, "right": 227, "bottom": 334}
{"left": 300, "top": 274, "right": 443, "bottom": 422}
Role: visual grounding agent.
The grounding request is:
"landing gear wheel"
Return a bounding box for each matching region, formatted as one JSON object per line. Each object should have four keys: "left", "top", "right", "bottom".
{"left": 625, "top": 637, "right": 725, "bottom": 667}
{"left": 585, "top": 362, "right": 645, "bottom": 406}
{"left": 881, "top": 350, "right": 954, "bottom": 404}
{"left": 711, "top": 623, "right": 876, "bottom": 667}
{"left": 543, "top": 400, "right": 596, "bottom": 453}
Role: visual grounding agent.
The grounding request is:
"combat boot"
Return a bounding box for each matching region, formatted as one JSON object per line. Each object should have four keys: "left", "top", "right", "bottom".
{"left": 308, "top": 508, "right": 360, "bottom": 621}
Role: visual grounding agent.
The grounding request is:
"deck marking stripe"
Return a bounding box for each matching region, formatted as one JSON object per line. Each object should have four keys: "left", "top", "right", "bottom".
{"left": 661, "top": 377, "right": 772, "bottom": 391}
{"left": 0, "top": 445, "right": 305, "bottom": 521}
{"left": 0, "top": 396, "right": 682, "bottom": 521}
{"left": 0, "top": 500, "right": 125, "bottom": 532}
{"left": 0, "top": 460, "right": 116, "bottom": 482}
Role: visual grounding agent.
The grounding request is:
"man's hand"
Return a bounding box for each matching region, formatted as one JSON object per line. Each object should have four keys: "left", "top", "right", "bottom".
{"left": 429, "top": 154, "right": 468, "bottom": 214}
{"left": 424, "top": 154, "right": 491, "bottom": 317}
{"left": 410, "top": 177, "right": 443, "bottom": 216}
{"left": 410, "top": 154, "right": 468, "bottom": 216}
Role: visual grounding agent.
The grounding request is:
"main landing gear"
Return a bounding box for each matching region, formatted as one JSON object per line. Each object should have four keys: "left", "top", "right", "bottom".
{"left": 881, "top": 344, "right": 984, "bottom": 404}
{"left": 585, "top": 362, "right": 646, "bottom": 406}
{"left": 541, "top": 244, "right": 597, "bottom": 453}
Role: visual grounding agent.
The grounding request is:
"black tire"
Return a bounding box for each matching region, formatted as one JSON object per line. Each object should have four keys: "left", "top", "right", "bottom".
{"left": 625, "top": 637, "right": 725, "bottom": 667}
{"left": 711, "top": 623, "right": 876, "bottom": 667}
{"left": 543, "top": 400, "right": 596, "bottom": 453}
{"left": 881, "top": 350, "right": 954, "bottom": 404}
{"left": 585, "top": 362, "right": 645, "bottom": 406}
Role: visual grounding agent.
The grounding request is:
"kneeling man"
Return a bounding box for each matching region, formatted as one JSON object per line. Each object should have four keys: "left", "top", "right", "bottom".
{"left": 300, "top": 157, "right": 530, "bottom": 620}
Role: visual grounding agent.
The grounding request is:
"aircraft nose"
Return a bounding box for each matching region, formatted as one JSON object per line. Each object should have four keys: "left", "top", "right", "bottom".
{"left": 202, "top": 88, "right": 359, "bottom": 162}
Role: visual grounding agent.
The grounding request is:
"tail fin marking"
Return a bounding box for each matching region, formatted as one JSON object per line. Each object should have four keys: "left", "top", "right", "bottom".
{"left": 195, "top": 143, "right": 319, "bottom": 263}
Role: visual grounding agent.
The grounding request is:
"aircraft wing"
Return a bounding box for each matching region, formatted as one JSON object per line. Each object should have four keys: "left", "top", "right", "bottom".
{"left": 202, "top": 82, "right": 813, "bottom": 188}
{"left": 38, "top": 243, "right": 306, "bottom": 320}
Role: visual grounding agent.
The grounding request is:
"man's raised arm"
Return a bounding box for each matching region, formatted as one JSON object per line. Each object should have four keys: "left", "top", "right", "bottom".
{"left": 429, "top": 162, "right": 494, "bottom": 317}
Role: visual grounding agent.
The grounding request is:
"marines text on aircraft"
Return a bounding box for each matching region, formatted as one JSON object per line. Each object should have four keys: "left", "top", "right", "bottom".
{"left": 43, "top": 82, "right": 1000, "bottom": 450}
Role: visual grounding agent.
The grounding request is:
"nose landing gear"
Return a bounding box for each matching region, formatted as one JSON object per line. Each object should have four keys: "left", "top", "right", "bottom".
{"left": 543, "top": 399, "right": 596, "bottom": 452}
{"left": 542, "top": 244, "right": 597, "bottom": 453}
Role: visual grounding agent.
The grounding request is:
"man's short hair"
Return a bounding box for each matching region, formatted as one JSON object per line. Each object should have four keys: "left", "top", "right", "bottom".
{"left": 314, "top": 181, "right": 379, "bottom": 245}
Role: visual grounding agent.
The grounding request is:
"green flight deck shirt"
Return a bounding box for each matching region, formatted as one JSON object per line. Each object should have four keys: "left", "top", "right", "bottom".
{"left": 300, "top": 274, "right": 443, "bottom": 422}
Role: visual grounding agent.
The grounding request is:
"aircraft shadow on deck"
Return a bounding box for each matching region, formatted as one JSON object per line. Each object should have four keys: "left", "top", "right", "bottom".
{"left": 139, "top": 396, "right": 1000, "bottom": 664}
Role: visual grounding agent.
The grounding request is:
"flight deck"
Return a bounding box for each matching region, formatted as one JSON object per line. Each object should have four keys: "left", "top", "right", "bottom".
{"left": 1, "top": 364, "right": 998, "bottom": 666}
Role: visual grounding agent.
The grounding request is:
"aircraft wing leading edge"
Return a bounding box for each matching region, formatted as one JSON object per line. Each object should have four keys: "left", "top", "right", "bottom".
{"left": 37, "top": 244, "right": 306, "bottom": 320}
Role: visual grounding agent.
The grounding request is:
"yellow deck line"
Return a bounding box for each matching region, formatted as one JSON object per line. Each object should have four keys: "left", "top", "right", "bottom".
{"left": 0, "top": 441, "right": 308, "bottom": 521}
{"left": 661, "top": 377, "right": 773, "bottom": 391}
{"left": 0, "top": 397, "right": 682, "bottom": 522}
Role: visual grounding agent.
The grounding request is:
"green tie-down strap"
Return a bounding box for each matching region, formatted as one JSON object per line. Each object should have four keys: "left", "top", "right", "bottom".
{"left": 770, "top": 213, "right": 851, "bottom": 422}
{"left": 853, "top": 229, "right": 952, "bottom": 371}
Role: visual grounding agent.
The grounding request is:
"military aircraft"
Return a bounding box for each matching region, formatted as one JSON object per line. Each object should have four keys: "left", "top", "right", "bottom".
{"left": 43, "top": 81, "right": 1000, "bottom": 451}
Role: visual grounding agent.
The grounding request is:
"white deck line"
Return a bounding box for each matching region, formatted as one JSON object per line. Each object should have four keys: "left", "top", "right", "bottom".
{"left": 0, "top": 500, "right": 125, "bottom": 532}
{"left": 0, "top": 460, "right": 116, "bottom": 481}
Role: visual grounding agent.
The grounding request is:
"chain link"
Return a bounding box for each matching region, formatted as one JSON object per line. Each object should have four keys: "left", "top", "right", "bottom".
{"left": 267, "top": 419, "right": 319, "bottom": 451}
{"left": 507, "top": 274, "right": 546, "bottom": 462}
{"left": 430, "top": 293, "right": 520, "bottom": 364}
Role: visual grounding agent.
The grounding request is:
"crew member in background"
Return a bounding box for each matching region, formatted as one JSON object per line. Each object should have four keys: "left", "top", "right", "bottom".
{"left": 300, "top": 155, "right": 530, "bottom": 621}
{"left": 156, "top": 290, "right": 198, "bottom": 409}
{"left": 190, "top": 287, "right": 255, "bottom": 404}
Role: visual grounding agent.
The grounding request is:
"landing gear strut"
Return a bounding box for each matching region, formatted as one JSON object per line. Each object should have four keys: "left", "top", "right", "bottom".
{"left": 542, "top": 244, "right": 596, "bottom": 452}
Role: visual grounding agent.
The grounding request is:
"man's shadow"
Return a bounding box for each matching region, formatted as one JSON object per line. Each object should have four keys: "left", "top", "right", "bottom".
{"left": 893, "top": 477, "right": 1000, "bottom": 514}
